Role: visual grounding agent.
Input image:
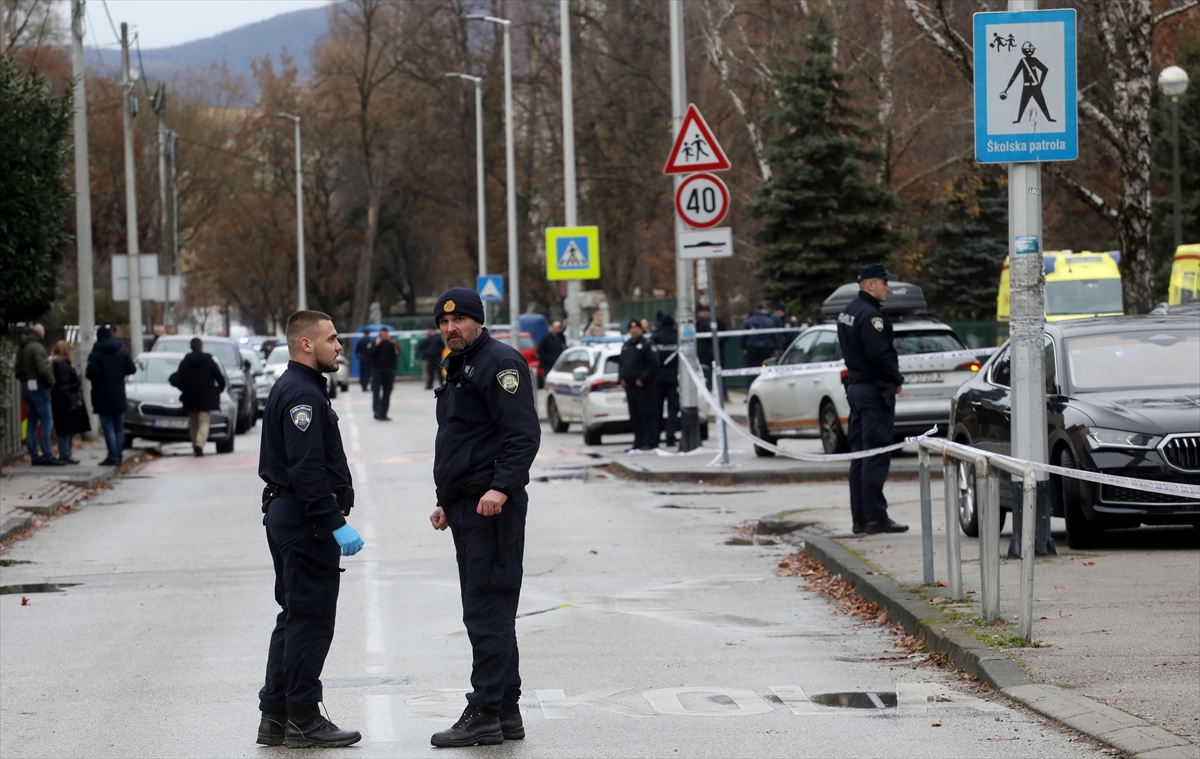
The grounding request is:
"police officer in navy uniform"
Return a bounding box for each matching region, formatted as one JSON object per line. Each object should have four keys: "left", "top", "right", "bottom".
{"left": 618, "top": 318, "right": 658, "bottom": 451}
{"left": 836, "top": 265, "right": 910, "bottom": 535}
{"left": 257, "top": 310, "right": 364, "bottom": 748}
{"left": 427, "top": 288, "right": 541, "bottom": 747}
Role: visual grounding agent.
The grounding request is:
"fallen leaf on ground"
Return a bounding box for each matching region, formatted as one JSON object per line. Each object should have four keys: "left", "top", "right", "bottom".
{"left": 1082, "top": 561, "right": 1095, "bottom": 566}
{"left": 589, "top": 549, "right": 598, "bottom": 554}
{"left": 1053, "top": 584, "right": 1072, "bottom": 589}
{"left": 1039, "top": 610, "right": 1063, "bottom": 620}
{"left": 931, "top": 722, "right": 942, "bottom": 727}
{"left": 936, "top": 581, "right": 947, "bottom": 587}
{"left": 778, "top": 561, "right": 790, "bottom": 568}
{"left": 20, "top": 597, "right": 31, "bottom": 606}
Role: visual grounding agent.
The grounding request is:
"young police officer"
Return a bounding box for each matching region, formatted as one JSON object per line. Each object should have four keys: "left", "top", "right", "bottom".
{"left": 836, "top": 264, "right": 910, "bottom": 535}
{"left": 619, "top": 318, "right": 658, "bottom": 451}
{"left": 257, "top": 310, "right": 364, "bottom": 748}
{"left": 427, "top": 288, "right": 541, "bottom": 747}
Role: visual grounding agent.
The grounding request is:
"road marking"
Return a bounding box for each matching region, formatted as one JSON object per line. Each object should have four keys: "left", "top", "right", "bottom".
{"left": 366, "top": 694, "right": 396, "bottom": 742}
{"left": 643, "top": 687, "right": 773, "bottom": 717}
{"left": 407, "top": 690, "right": 470, "bottom": 720}
{"left": 535, "top": 688, "right": 646, "bottom": 719}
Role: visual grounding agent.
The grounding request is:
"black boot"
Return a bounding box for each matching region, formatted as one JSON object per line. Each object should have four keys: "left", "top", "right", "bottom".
{"left": 256, "top": 712, "right": 286, "bottom": 746}
{"left": 865, "top": 517, "right": 909, "bottom": 534}
{"left": 431, "top": 705, "right": 503, "bottom": 748}
{"left": 500, "top": 703, "right": 524, "bottom": 740}
{"left": 852, "top": 522, "right": 865, "bottom": 535}
{"left": 193, "top": 446, "right": 203, "bottom": 457}
{"left": 284, "top": 706, "right": 362, "bottom": 748}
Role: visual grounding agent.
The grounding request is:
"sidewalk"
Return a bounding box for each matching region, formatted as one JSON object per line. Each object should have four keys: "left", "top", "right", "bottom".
{"left": 0, "top": 439, "right": 127, "bottom": 543}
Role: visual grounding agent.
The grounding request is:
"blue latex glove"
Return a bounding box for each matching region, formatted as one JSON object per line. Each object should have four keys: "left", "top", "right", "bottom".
{"left": 332, "top": 524, "right": 364, "bottom": 556}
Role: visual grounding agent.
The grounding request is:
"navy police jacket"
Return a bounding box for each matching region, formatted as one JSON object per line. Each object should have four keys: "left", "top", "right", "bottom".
{"left": 618, "top": 334, "right": 657, "bottom": 386}
{"left": 434, "top": 329, "right": 541, "bottom": 502}
{"left": 259, "top": 360, "right": 351, "bottom": 533}
{"left": 836, "top": 291, "right": 904, "bottom": 386}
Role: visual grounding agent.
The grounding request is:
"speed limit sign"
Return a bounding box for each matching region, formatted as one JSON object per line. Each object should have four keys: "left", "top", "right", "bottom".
{"left": 674, "top": 172, "right": 729, "bottom": 229}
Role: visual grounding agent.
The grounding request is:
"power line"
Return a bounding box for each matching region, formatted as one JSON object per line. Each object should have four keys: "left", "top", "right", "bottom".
{"left": 99, "top": 0, "right": 121, "bottom": 45}
{"left": 84, "top": 3, "right": 116, "bottom": 80}
{"left": 133, "top": 33, "right": 152, "bottom": 96}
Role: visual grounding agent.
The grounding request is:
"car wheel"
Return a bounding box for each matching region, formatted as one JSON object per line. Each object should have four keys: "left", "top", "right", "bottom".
{"left": 235, "top": 409, "right": 249, "bottom": 434}
{"left": 1059, "top": 447, "right": 1103, "bottom": 549}
{"left": 216, "top": 435, "right": 235, "bottom": 454}
{"left": 819, "top": 400, "right": 849, "bottom": 455}
{"left": 749, "top": 400, "right": 776, "bottom": 458}
{"left": 583, "top": 427, "right": 602, "bottom": 446}
{"left": 957, "top": 458, "right": 979, "bottom": 537}
{"left": 547, "top": 396, "right": 569, "bottom": 433}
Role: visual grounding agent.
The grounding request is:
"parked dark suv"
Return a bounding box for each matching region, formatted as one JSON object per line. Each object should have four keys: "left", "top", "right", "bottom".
{"left": 151, "top": 336, "right": 257, "bottom": 433}
{"left": 949, "top": 315, "right": 1200, "bottom": 548}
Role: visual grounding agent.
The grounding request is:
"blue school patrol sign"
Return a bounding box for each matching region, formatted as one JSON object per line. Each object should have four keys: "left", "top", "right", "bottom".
{"left": 974, "top": 9, "right": 1077, "bottom": 164}
{"left": 477, "top": 275, "right": 504, "bottom": 302}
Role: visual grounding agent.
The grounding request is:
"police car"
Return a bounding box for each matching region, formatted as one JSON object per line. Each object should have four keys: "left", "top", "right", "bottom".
{"left": 747, "top": 283, "right": 984, "bottom": 456}
{"left": 543, "top": 338, "right": 625, "bottom": 443}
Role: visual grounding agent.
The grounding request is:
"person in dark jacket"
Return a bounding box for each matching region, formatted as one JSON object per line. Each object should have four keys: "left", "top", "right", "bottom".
{"left": 696, "top": 305, "right": 729, "bottom": 401}
{"left": 740, "top": 304, "right": 779, "bottom": 368}
{"left": 355, "top": 328, "right": 373, "bottom": 391}
{"left": 836, "top": 263, "right": 908, "bottom": 535}
{"left": 15, "top": 323, "right": 60, "bottom": 466}
{"left": 368, "top": 328, "right": 400, "bottom": 420}
{"left": 169, "top": 337, "right": 227, "bottom": 457}
{"left": 50, "top": 340, "right": 89, "bottom": 464}
{"left": 427, "top": 288, "right": 541, "bottom": 747}
{"left": 419, "top": 328, "right": 444, "bottom": 390}
{"left": 86, "top": 326, "right": 137, "bottom": 466}
{"left": 618, "top": 319, "right": 658, "bottom": 451}
{"left": 536, "top": 321, "right": 566, "bottom": 381}
{"left": 649, "top": 314, "right": 680, "bottom": 447}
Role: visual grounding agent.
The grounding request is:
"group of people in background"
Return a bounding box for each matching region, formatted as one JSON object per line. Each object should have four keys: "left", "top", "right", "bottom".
{"left": 354, "top": 327, "right": 403, "bottom": 420}
{"left": 618, "top": 313, "right": 682, "bottom": 452}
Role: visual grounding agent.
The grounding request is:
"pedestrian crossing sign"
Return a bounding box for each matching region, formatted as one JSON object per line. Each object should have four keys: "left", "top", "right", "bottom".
{"left": 545, "top": 226, "right": 600, "bottom": 281}
{"left": 477, "top": 275, "right": 504, "bottom": 302}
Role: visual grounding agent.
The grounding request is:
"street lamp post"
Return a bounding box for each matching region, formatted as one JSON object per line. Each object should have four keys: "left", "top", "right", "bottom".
{"left": 560, "top": 0, "right": 582, "bottom": 343}
{"left": 444, "top": 73, "right": 488, "bottom": 322}
{"left": 1158, "top": 65, "right": 1190, "bottom": 250}
{"left": 275, "top": 113, "right": 307, "bottom": 312}
{"left": 463, "top": 14, "right": 519, "bottom": 349}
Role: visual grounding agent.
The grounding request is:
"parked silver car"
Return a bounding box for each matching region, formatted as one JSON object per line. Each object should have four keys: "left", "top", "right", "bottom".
{"left": 124, "top": 352, "right": 237, "bottom": 453}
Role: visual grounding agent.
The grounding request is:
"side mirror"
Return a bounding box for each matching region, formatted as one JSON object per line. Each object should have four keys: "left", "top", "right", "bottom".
{"left": 572, "top": 367, "right": 588, "bottom": 381}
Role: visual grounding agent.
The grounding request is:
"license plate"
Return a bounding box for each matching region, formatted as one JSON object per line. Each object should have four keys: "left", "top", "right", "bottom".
{"left": 903, "top": 371, "right": 944, "bottom": 384}
{"left": 152, "top": 418, "right": 189, "bottom": 429}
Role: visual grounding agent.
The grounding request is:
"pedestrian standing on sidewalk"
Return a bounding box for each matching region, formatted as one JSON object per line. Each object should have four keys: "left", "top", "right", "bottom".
{"left": 649, "top": 314, "right": 680, "bottom": 448}
{"left": 836, "top": 263, "right": 909, "bottom": 535}
{"left": 583, "top": 311, "right": 607, "bottom": 337}
{"left": 256, "top": 310, "right": 363, "bottom": 749}
{"left": 15, "top": 323, "right": 61, "bottom": 466}
{"left": 85, "top": 326, "right": 136, "bottom": 467}
{"left": 355, "top": 327, "right": 372, "bottom": 392}
{"left": 369, "top": 327, "right": 400, "bottom": 421}
{"left": 618, "top": 318, "right": 658, "bottom": 452}
{"left": 169, "top": 337, "right": 226, "bottom": 457}
{"left": 696, "top": 305, "right": 728, "bottom": 402}
{"left": 428, "top": 287, "right": 540, "bottom": 748}
{"left": 419, "top": 327, "right": 444, "bottom": 390}
{"left": 536, "top": 321, "right": 566, "bottom": 381}
{"left": 740, "top": 304, "right": 779, "bottom": 368}
{"left": 50, "top": 340, "right": 89, "bottom": 465}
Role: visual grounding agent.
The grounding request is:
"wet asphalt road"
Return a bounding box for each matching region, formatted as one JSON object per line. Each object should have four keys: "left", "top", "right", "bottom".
{"left": 0, "top": 381, "right": 1109, "bottom": 758}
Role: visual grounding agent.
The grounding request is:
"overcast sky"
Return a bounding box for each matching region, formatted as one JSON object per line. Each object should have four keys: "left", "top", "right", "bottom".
{"left": 75, "top": 0, "right": 330, "bottom": 50}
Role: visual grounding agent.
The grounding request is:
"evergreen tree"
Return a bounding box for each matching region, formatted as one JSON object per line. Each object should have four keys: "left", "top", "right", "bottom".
{"left": 750, "top": 15, "right": 907, "bottom": 315}
{"left": 0, "top": 55, "right": 72, "bottom": 329}
{"left": 921, "top": 162, "right": 1009, "bottom": 320}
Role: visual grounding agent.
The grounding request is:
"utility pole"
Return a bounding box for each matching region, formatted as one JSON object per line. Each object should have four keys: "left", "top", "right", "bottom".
{"left": 153, "top": 82, "right": 174, "bottom": 328}
{"left": 560, "top": 0, "right": 581, "bottom": 343}
{"left": 275, "top": 113, "right": 307, "bottom": 312}
{"left": 1006, "top": 0, "right": 1053, "bottom": 556}
{"left": 71, "top": 0, "right": 97, "bottom": 434}
{"left": 120, "top": 22, "right": 143, "bottom": 356}
{"left": 443, "top": 73, "right": 487, "bottom": 322}
{"left": 670, "top": 0, "right": 701, "bottom": 451}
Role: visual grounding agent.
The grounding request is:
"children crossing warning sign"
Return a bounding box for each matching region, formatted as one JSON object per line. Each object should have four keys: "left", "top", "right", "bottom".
{"left": 663, "top": 104, "right": 731, "bottom": 175}
{"left": 545, "top": 226, "right": 600, "bottom": 281}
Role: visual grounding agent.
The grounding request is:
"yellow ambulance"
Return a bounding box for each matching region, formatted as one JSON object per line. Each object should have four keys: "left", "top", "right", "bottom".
{"left": 1167, "top": 244, "right": 1200, "bottom": 305}
{"left": 997, "top": 250, "right": 1124, "bottom": 323}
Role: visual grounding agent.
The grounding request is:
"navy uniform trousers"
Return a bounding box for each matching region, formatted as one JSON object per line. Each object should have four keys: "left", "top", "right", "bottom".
{"left": 625, "top": 384, "right": 657, "bottom": 450}
{"left": 445, "top": 489, "right": 528, "bottom": 713}
{"left": 258, "top": 497, "right": 342, "bottom": 713}
{"left": 846, "top": 384, "right": 895, "bottom": 524}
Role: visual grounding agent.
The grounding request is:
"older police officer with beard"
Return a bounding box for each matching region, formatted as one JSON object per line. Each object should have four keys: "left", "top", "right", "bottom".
{"left": 427, "top": 288, "right": 541, "bottom": 748}
{"left": 836, "top": 264, "right": 909, "bottom": 536}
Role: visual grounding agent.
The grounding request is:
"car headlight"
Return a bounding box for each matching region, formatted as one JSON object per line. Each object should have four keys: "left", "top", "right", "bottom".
{"left": 1085, "top": 428, "right": 1162, "bottom": 450}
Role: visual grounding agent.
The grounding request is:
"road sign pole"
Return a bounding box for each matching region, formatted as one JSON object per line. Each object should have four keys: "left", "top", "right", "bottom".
{"left": 561, "top": 0, "right": 582, "bottom": 343}
{"left": 121, "top": 23, "right": 144, "bottom": 357}
{"left": 1006, "top": 0, "right": 1054, "bottom": 557}
{"left": 71, "top": 0, "right": 98, "bottom": 437}
{"left": 670, "top": 0, "right": 701, "bottom": 452}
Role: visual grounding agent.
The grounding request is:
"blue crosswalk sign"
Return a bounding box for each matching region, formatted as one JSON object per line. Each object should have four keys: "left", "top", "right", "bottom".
{"left": 477, "top": 275, "right": 504, "bottom": 302}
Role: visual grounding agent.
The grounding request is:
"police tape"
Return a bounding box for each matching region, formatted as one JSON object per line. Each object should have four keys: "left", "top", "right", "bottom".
{"left": 694, "top": 327, "right": 803, "bottom": 339}
{"left": 679, "top": 357, "right": 937, "bottom": 463}
{"left": 717, "top": 347, "right": 1000, "bottom": 379}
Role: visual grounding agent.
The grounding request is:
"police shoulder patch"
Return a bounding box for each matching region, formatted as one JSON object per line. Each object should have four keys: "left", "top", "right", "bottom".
{"left": 290, "top": 404, "right": 314, "bottom": 431}
{"left": 871, "top": 316, "right": 884, "bottom": 332}
{"left": 496, "top": 368, "right": 520, "bottom": 395}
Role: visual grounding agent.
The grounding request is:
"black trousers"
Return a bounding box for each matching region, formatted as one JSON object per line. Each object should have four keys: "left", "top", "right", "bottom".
{"left": 744, "top": 347, "right": 776, "bottom": 369}
{"left": 424, "top": 359, "right": 441, "bottom": 390}
{"left": 371, "top": 368, "right": 395, "bottom": 418}
{"left": 847, "top": 384, "right": 895, "bottom": 524}
{"left": 625, "top": 383, "right": 657, "bottom": 449}
{"left": 444, "top": 490, "right": 527, "bottom": 714}
{"left": 652, "top": 383, "right": 680, "bottom": 446}
{"left": 358, "top": 356, "right": 370, "bottom": 391}
{"left": 259, "top": 497, "right": 342, "bottom": 714}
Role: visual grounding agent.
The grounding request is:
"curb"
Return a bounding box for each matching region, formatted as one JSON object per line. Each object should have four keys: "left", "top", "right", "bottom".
{"left": 0, "top": 460, "right": 125, "bottom": 546}
{"left": 604, "top": 460, "right": 941, "bottom": 485}
{"left": 0, "top": 515, "right": 34, "bottom": 543}
{"left": 801, "top": 533, "right": 1197, "bottom": 758}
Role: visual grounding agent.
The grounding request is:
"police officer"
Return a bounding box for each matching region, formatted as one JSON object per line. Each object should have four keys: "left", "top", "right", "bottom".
{"left": 836, "top": 264, "right": 910, "bottom": 535}
{"left": 427, "top": 288, "right": 541, "bottom": 747}
{"left": 618, "top": 318, "right": 658, "bottom": 451}
{"left": 649, "top": 313, "right": 680, "bottom": 447}
{"left": 257, "top": 310, "right": 364, "bottom": 748}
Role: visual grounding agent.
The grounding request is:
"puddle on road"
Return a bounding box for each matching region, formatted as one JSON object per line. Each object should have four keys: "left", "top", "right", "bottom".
{"left": 658, "top": 504, "right": 720, "bottom": 511}
{"left": 324, "top": 676, "right": 408, "bottom": 689}
{"left": 651, "top": 489, "right": 766, "bottom": 496}
{"left": 0, "top": 583, "right": 80, "bottom": 595}
{"left": 810, "top": 691, "right": 898, "bottom": 710}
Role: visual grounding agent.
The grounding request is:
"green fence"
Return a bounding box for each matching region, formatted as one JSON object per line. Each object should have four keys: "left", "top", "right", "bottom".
{"left": 945, "top": 321, "right": 1008, "bottom": 349}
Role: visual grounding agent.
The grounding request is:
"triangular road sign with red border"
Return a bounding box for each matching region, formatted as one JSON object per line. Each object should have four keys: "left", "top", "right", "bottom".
{"left": 663, "top": 103, "right": 731, "bottom": 174}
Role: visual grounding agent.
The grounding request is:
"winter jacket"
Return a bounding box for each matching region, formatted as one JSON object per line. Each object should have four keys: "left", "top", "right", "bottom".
{"left": 51, "top": 360, "right": 89, "bottom": 437}
{"left": 739, "top": 312, "right": 779, "bottom": 351}
{"left": 649, "top": 316, "right": 679, "bottom": 386}
{"left": 15, "top": 329, "right": 54, "bottom": 390}
{"left": 169, "top": 351, "right": 226, "bottom": 412}
{"left": 86, "top": 337, "right": 136, "bottom": 415}
{"left": 537, "top": 331, "right": 566, "bottom": 372}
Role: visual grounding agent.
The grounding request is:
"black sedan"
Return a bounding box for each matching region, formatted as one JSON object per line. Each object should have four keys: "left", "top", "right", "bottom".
{"left": 949, "top": 315, "right": 1200, "bottom": 548}
{"left": 125, "top": 353, "right": 237, "bottom": 453}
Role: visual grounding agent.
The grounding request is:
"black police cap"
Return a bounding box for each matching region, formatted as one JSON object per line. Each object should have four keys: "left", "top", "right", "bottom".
{"left": 434, "top": 287, "right": 486, "bottom": 326}
{"left": 857, "top": 263, "right": 899, "bottom": 282}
